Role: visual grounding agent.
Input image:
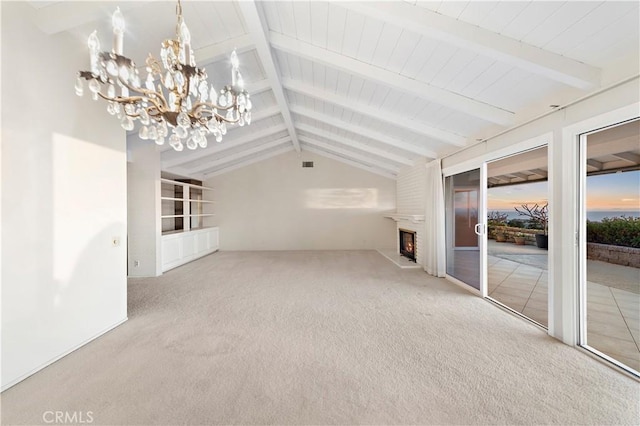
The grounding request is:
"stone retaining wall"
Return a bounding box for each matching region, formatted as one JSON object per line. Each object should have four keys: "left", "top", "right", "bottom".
{"left": 587, "top": 243, "right": 640, "bottom": 268}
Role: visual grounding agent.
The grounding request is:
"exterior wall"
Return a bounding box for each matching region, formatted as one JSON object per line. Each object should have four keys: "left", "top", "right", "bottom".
{"left": 1, "top": 2, "right": 127, "bottom": 390}
{"left": 204, "top": 151, "right": 396, "bottom": 250}
{"left": 587, "top": 243, "right": 640, "bottom": 268}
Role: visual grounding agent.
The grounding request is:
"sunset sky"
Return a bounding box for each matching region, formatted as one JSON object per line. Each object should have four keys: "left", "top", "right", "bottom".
{"left": 487, "top": 170, "right": 639, "bottom": 212}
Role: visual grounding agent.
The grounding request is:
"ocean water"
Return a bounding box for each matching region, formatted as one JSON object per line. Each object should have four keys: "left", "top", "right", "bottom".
{"left": 489, "top": 210, "right": 639, "bottom": 222}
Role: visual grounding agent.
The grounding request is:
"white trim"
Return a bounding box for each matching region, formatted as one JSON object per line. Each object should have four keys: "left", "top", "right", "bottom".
{"left": 479, "top": 162, "right": 488, "bottom": 299}
{"left": 442, "top": 132, "right": 551, "bottom": 177}
{"left": 557, "top": 101, "right": 640, "bottom": 346}
{"left": 1, "top": 317, "right": 128, "bottom": 392}
{"left": 384, "top": 214, "right": 425, "bottom": 223}
{"left": 577, "top": 133, "right": 588, "bottom": 348}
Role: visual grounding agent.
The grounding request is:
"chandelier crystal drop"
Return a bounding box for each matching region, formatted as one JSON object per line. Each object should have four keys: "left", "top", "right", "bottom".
{"left": 75, "top": 0, "right": 252, "bottom": 151}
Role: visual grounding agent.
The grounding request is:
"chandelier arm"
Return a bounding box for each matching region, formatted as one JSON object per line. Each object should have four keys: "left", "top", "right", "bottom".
{"left": 191, "top": 101, "right": 232, "bottom": 113}
{"left": 114, "top": 74, "right": 170, "bottom": 112}
{"left": 96, "top": 91, "right": 163, "bottom": 120}
{"left": 191, "top": 102, "right": 240, "bottom": 124}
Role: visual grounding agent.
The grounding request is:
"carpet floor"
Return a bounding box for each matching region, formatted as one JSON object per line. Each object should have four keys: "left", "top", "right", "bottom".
{"left": 1, "top": 250, "right": 638, "bottom": 425}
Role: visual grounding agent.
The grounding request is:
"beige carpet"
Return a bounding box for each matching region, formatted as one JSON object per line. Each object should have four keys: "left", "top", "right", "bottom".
{"left": 1, "top": 250, "right": 638, "bottom": 425}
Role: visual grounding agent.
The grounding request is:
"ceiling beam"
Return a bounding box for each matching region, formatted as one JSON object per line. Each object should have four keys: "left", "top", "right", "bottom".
{"left": 335, "top": 1, "right": 600, "bottom": 90}
{"left": 299, "top": 136, "right": 401, "bottom": 174}
{"left": 302, "top": 146, "right": 397, "bottom": 180}
{"left": 203, "top": 146, "right": 295, "bottom": 178}
{"left": 297, "top": 124, "right": 414, "bottom": 165}
{"left": 282, "top": 79, "right": 466, "bottom": 147}
{"left": 237, "top": 1, "right": 301, "bottom": 152}
{"left": 162, "top": 123, "right": 287, "bottom": 168}
{"left": 296, "top": 124, "right": 413, "bottom": 166}
{"left": 190, "top": 137, "right": 291, "bottom": 175}
{"left": 612, "top": 152, "right": 640, "bottom": 164}
{"left": 587, "top": 159, "right": 603, "bottom": 170}
{"left": 195, "top": 34, "right": 254, "bottom": 66}
{"left": 159, "top": 104, "right": 282, "bottom": 153}
{"left": 512, "top": 172, "right": 530, "bottom": 180}
{"left": 270, "top": 32, "right": 514, "bottom": 126}
{"left": 530, "top": 168, "right": 548, "bottom": 178}
{"left": 290, "top": 105, "right": 436, "bottom": 158}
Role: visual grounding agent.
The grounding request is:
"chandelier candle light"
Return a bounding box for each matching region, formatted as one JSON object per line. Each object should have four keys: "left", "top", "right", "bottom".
{"left": 75, "top": 0, "right": 252, "bottom": 151}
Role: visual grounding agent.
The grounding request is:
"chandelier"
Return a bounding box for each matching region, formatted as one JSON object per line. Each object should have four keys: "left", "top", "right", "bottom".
{"left": 75, "top": 0, "right": 252, "bottom": 151}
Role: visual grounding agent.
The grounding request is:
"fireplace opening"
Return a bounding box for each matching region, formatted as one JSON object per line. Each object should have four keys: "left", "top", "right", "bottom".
{"left": 399, "top": 229, "right": 416, "bottom": 262}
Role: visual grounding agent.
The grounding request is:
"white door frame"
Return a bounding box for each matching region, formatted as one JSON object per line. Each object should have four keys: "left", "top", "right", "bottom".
{"left": 556, "top": 102, "right": 639, "bottom": 346}
{"left": 443, "top": 135, "right": 549, "bottom": 300}
{"left": 575, "top": 115, "right": 639, "bottom": 376}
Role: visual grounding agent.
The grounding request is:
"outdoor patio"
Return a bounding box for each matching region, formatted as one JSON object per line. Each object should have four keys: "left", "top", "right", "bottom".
{"left": 488, "top": 239, "right": 640, "bottom": 373}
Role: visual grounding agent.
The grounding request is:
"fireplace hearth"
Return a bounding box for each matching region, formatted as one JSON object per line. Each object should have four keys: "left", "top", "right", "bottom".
{"left": 399, "top": 229, "right": 416, "bottom": 262}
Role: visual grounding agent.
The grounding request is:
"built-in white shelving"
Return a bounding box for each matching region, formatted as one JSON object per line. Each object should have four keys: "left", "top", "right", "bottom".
{"left": 160, "top": 177, "right": 219, "bottom": 272}
{"left": 161, "top": 178, "right": 215, "bottom": 235}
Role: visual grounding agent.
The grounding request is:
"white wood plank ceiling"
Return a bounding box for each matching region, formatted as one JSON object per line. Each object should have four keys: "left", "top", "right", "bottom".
{"left": 30, "top": 0, "right": 640, "bottom": 180}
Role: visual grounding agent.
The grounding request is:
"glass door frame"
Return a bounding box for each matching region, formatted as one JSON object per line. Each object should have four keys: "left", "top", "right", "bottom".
{"left": 443, "top": 164, "right": 488, "bottom": 298}
{"left": 577, "top": 119, "right": 640, "bottom": 377}
{"left": 443, "top": 135, "right": 551, "bottom": 300}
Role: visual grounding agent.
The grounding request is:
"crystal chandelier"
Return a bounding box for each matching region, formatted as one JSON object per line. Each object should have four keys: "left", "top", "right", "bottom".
{"left": 75, "top": 0, "right": 252, "bottom": 151}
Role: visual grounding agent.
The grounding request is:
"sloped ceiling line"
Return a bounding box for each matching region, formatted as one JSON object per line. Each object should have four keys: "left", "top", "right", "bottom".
{"left": 189, "top": 137, "right": 292, "bottom": 175}
{"left": 291, "top": 105, "right": 437, "bottom": 158}
{"left": 282, "top": 79, "right": 467, "bottom": 147}
{"left": 236, "top": 0, "right": 301, "bottom": 152}
{"left": 269, "top": 32, "right": 515, "bottom": 126}
{"left": 163, "top": 123, "right": 287, "bottom": 169}
{"left": 296, "top": 124, "right": 414, "bottom": 166}
{"left": 302, "top": 146, "right": 397, "bottom": 180}
{"left": 299, "top": 136, "right": 402, "bottom": 173}
{"left": 203, "top": 146, "right": 296, "bottom": 178}
{"left": 335, "top": 1, "right": 601, "bottom": 90}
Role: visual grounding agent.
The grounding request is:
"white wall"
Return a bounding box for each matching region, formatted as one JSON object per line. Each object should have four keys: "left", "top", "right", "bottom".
{"left": 1, "top": 2, "right": 127, "bottom": 390}
{"left": 127, "top": 139, "right": 162, "bottom": 277}
{"left": 204, "top": 151, "right": 396, "bottom": 250}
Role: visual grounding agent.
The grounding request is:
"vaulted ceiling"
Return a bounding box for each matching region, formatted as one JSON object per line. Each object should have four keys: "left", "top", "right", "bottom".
{"left": 29, "top": 1, "right": 640, "bottom": 179}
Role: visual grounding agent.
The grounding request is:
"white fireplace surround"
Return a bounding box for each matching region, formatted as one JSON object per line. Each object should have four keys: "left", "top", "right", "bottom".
{"left": 385, "top": 214, "right": 425, "bottom": 266}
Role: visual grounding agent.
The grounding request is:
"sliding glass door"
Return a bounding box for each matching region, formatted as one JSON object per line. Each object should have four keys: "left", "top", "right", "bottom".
{"left": 579, "top": 119, "right": 639, "bottom": 375}
{"left": 486, "top": 147, "right": 549, "bottom": 327}
{"left": 445, "top": 168, "right": 484, "bottom": 291}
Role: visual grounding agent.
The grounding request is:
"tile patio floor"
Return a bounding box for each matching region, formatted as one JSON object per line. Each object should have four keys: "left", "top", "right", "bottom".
{"left": 488, "top": 240, "right": 640, "bottom": 373}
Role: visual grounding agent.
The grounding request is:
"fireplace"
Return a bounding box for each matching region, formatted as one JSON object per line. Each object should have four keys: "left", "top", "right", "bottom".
{"left": 399, "top": 229, "right": 416, "bottom": 262}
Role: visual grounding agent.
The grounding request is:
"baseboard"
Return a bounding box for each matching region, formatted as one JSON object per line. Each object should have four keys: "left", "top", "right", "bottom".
{"left": 1, "top": 317, "right": 128, "bottom": 392}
